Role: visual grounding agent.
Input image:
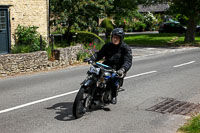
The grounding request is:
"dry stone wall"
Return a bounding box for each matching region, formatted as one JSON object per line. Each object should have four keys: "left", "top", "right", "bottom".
{"left": 0, "top": 51, "right": 48, "bottom": 76}
{"left": 0, "top": 45, "right": 83, "bottom": 77}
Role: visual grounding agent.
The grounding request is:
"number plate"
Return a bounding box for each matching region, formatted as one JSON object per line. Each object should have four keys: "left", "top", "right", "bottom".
{"left": 89, "top": 66, "right": 100, "bottom": 75}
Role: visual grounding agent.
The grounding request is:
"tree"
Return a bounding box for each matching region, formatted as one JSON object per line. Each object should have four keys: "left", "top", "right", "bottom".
{"left": 100, "top": 18, "right": 114, "bottom": 39}
{"left": 110, "top": 0, "right": 145, "bottom": 29}
{"left": 80, "top": 0, "right": 112, "bottom": 33}
{"left": 144, "top": 0, "right": 200, "bottom": 42}
{"left": 50, "top": 0, "right": 145, "bottom": 42}
{"left": 170, "top": 0, "right": 200, "bottom": 42}
{"left": 50, "top": 0, "right": 84, "bottom": 43}
{"left": 50, "top": 0, "right": 111, "bottom": 43}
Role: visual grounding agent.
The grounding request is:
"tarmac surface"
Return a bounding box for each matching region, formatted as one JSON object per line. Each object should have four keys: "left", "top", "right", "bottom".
{"left": 131, "top": 47, "right": 198, "bottom": 58}
{"left": 0, "top": 47, "right": 200, "bottom": 133}
{"left": 0, "top": 46, "right": 198, "bottom": 79}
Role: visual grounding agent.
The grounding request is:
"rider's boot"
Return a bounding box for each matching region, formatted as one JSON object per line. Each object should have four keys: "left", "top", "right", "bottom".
{"left": 111, "top": 97, "right": 117, "bottom": 104}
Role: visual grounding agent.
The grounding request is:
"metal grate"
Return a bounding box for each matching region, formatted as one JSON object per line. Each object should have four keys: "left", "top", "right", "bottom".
{"left": 146, "top": 98, "right": 200, "bottom": 116}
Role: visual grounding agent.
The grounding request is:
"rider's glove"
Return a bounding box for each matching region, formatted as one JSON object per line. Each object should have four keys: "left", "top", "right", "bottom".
{"left": 117, "top": 68, "right": 125, "bottom": 77}
{"left": 83, "top": 58, "right": 92, "bottom": 64}
{"left": 83, "top": 56, "right": 96, "bottom": 64}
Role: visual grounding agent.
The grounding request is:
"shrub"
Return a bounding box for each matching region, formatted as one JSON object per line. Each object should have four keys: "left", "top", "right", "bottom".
{"left": 144, "top": 12, "right": 157, "bottom": 31}
{"left": 12, "top": 45, "right": 33, "bottom": 54}
{"left": 100, "top": 18, "right": 114, "bottom": 39}
{"left": 114, "top": 18, "right": 125, "bottom": 29}
{"left": 73, "top": 31, "right": 105, "bottom": 45}
{"left": 12, "top": 25, "right": 46, "bottom": 53}
{"left": 133, "top": 21, "right": 146, "bottom": 32}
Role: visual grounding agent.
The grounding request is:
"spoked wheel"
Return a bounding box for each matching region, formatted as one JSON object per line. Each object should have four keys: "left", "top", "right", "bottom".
{"left": 73, "top": 87, "right": 91, "bottom": 119}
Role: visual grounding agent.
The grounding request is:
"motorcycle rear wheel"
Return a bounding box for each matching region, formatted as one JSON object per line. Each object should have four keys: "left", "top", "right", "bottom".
{"left": 73, "top": 87, "right": 88, "bottom": 119}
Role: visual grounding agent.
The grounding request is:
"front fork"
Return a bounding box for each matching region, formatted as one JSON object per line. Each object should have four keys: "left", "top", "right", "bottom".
{"left": 81, "top": 78, "right": 97, "bottom": 108}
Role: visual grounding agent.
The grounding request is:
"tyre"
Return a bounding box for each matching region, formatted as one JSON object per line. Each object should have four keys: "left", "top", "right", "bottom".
{"left": 73, "top": 87, "right": 91, "bottom": 119}
{"left": 73, "top": 88, "right": 85, "bottom": 119}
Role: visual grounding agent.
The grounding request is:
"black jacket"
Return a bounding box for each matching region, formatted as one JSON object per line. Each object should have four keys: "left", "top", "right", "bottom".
{"left": 93, "top": 42, "right": 132, "bottom": 72}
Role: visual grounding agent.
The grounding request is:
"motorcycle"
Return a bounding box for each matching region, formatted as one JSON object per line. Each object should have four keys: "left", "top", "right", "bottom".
{"left": 72, "top": 60, "right": 124, "bottom": 119}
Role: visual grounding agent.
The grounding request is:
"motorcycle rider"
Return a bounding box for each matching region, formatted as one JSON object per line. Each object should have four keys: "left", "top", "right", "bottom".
{"left": 88, "top": 28, "right": 132, "bottom": 104}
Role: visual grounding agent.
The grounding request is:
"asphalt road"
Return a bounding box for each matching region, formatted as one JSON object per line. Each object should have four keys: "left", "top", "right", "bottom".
{"left": 0, "top": 47, "right": 200, "bottom": 133}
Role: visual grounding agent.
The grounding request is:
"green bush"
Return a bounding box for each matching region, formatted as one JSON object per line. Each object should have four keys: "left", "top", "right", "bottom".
{"left": 73, "top": 31, "right": 105, "bottom": 45}
{"left": 114, "top": 18, "right": 125, "bottom": 29}
{"left": 144, "top": 12, "right": 157, "bottom": 31}
{"left": 12, "top": 25, "right": 46, "bottom": 53}
{"left": 133, "top": 21, "right": 146, "bottom": 32}
{"left": 124, "top": 22, "right": 134, "bottom": 32}
{"left": 12, "top": 45, "right": 32, "bottom": 54}
{"left": 100, "top": 18, "right": 114, "bottom": 38}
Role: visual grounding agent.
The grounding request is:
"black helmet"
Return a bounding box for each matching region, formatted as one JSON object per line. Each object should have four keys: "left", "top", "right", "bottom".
{"left": 111, "top": 28, "right": 125, "bottom": 43}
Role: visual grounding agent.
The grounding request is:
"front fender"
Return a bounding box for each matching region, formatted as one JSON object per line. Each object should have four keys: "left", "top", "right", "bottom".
{"left": 81, "top": 79, "right": 95, "bottom": 87}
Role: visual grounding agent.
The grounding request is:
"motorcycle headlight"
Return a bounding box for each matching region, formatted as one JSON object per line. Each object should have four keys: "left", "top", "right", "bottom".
{"left": 103, "top": 72, "right": 111, "bottom": 80}
{"left": 89, "top": 66, "right": 100, "bottom": 75}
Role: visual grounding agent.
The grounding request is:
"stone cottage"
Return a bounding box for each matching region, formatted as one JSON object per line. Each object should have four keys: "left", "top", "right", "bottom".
{"left": 0, "top": 0, "right": 49, "bottom": 54}
{"left": 138, "top": 4, "right": 169, "bottom": 14}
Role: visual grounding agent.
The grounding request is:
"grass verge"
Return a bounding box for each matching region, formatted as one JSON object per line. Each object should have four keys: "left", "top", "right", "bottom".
{"left": 178, "top": 114, "right": 200, "bottom": 133}
{"left": 124, "top": 33, "right": 200, "bottom": 47}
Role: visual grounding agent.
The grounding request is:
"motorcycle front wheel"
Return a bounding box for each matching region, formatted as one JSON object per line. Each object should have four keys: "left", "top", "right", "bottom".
{"left": 73, "top": 87, "right": 91, "bottom": 119}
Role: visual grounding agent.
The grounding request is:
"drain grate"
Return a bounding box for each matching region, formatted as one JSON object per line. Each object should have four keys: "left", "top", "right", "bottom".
{"left": 146, "top": 98, "right": 200, "bottom": 116}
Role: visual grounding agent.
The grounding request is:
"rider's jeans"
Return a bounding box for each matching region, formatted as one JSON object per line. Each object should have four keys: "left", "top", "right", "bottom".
{"left": 110, "top": 73, "right": 120, "bottom": 97}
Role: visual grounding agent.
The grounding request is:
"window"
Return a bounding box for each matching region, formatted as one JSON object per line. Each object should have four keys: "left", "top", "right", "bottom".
{"left": 0, "top": 10, "right": 6, "bottom": 30}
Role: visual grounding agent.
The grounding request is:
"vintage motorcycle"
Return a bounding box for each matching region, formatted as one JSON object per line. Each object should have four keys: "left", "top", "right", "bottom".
{"left": 72, "top": 60, "right": 124, "bottom": 119}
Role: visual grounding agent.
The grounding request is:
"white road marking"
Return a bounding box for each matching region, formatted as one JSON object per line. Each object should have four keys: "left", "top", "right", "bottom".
{"left": 124, "top": 71, "right": 157, "bottom": 79}
{"left": 173, "top": 61, "right": 196, "bottom": 68}
{"left": 0, "top": 90, "right": 78, "bottom": 114}
{"left": 0, "top": 70, "right": 157, "bottom": 114}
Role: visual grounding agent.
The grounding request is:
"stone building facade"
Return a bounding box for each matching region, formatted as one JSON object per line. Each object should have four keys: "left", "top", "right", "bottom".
{"left": 0, "top": 0, "right": 49, "bottom": 54}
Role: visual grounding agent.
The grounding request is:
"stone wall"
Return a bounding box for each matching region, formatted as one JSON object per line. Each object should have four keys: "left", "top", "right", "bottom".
{"left": 48, "top": 45, "right": 84, "bottom": 68}
{"left": 0, "top": 0, "right": 49, "bottom": 45}
{"left": 0, "top": 45, "right": 83, "bottom": 77}
{"left": 0, "top": 51, "right": 48, "bottom": 76}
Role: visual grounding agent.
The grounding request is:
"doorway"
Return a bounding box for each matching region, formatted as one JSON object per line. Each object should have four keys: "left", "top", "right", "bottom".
{"left": 0, "top": 8, "right": 10, "bottom": 54}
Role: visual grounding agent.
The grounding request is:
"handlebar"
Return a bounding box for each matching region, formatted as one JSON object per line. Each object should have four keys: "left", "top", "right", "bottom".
{"left": 84, "top": 58, "right": 124, "bottom": 78}
{"left": 93, "top": 62, "right": 122, "bottom": 77}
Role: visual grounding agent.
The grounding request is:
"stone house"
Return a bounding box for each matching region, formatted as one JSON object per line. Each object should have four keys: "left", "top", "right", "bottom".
{"left": 138, "top": 4, "right": 169, "bottom": 14}
{"left": 0, "top": 0, "right": 49, "bottom": 54}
